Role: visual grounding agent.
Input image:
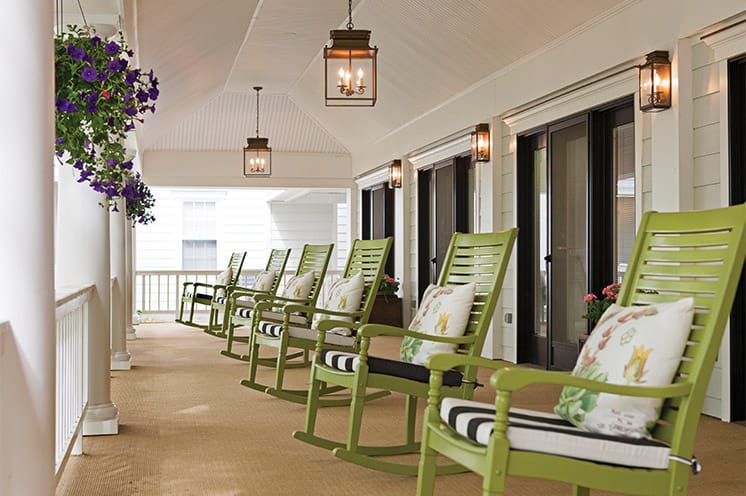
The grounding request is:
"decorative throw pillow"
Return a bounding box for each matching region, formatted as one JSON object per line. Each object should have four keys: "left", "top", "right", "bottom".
{"left": 214, "top": 267, "right": 233, "bottom": 298}
{"left": 252, "top": 270, "right": 276, "bottom": 292}
{"left": 554, "top": 297, "right": 695, "bottom": 439}
{"left": 282, "top": 271, "right": 315, "bottom": 300}
{"left": 400, "top": 282, "right": 476, "bottom": 365}
{"left": 311, "top": 272, "right": 365, "bottom": 335}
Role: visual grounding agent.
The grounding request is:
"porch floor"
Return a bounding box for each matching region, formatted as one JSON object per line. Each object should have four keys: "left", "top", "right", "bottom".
{"left": 56, "top": 323, "right": 746, "bottom": 495}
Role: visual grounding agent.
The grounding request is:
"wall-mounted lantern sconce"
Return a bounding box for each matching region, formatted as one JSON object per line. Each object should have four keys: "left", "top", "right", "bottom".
{"left": 471, "top": 123, "right": 490, "bottom": 162}
{"left": 324, "top": 0, "right": 378, "bottom": 107}
{"left": 639, "top": 50, "right": 671, "bottom": 112}
{"left": 243, "top": 86, "right": 272, "bottom": 176}
{"left": 388, "top": 159, "right": 402, "bottom": 188}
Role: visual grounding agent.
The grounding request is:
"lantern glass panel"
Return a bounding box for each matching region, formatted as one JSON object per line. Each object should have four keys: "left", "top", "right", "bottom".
{"left": 243, "top": 148, "right": 271, "bottom": 176}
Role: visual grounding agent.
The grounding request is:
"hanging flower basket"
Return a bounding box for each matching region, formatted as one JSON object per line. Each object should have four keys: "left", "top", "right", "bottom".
{"left": 54, "top": 25, "right": 158, "bottom": 225}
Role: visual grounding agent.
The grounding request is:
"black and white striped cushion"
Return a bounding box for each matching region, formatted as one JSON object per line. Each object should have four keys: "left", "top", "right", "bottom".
{"left": 440, "top": 398, "right": 672, "bottom": 469}
{"left": 257, "top": 321, "right": 284, "bottom": 337}
{"left": 235, "top": 307, "right": 254, "bottom": 318}
{"left": 320, "top": 350, "right": 464, "bottom": 386}
{"left": 214, "top": 296, "right": 227, "bottom": 304}
{"left": 194, "top": 292, "right": 212, "bottom": 300}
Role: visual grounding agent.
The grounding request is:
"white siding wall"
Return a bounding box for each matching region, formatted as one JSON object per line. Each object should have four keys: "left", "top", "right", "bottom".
{"left": 137, "top": 189, "right": 347, "bottom": 272}
{"left": 500, "top": 132, "right": 516, "bottom": 361}
{"left": 269, "top": 203, "right": 340, "bottom": 269}
{"left": 691, "top": 40, "right": 724, "bottom": 416}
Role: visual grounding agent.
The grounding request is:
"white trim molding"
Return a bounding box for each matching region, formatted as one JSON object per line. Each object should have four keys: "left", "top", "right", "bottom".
{"left": 407, "top": 133, "right": 471, "bottom": 170}
{"left": 701, "top": 15, "right": 746, "bottom": 61}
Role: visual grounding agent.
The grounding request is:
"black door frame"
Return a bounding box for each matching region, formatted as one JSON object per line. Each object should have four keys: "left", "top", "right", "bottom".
{"left": 516, "top": 96, "right": 634, "bottom": 369}
{"left": 728, "top": 54, "right": 746, "bottom": 421}
{"left": 361, "top": 182, "right": 395, "bottom": 275}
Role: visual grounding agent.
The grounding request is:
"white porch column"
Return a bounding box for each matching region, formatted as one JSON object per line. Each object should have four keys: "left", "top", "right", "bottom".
{"left": 57, "top": 167, "right": 119, "bottom": 436}
{"left": 125, "top": 218, "right": 138, "bottom": 340}
{"left": 0, "top": 1, "right": 56, "bottom": 493}
{"left": 110, "top": 200, "right": 131, "bottom": 370}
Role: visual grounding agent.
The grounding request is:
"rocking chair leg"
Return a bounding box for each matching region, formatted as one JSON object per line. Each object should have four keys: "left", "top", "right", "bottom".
{"left": 346, "top": 385, "right": 366, "bottom": 452}
{"left": 304, "top": 367, "right": 322, "bottom": 435}
{"left": 405, "top": 395, "right": 418, "bottom": 445}
{"left": 416, "top": 429, "right": 438, "bottom": 496}
{"left": 273, "top": 338, "right": 289, "bottom": 391}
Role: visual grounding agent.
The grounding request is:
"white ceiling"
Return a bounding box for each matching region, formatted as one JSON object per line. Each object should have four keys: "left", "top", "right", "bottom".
{"left": 65, "top": 0, "right": 630, "bottom": 155}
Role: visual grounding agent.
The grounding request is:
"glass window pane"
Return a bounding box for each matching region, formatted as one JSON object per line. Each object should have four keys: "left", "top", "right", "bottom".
{"left": 614, "top": 122, "right": 635, "bottom": 281}
{"left": 182, "top": 240, "right": 217, "bottom": 270}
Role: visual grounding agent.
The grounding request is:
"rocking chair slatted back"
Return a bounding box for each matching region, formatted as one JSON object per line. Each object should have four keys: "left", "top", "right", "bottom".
{"left": 296, "top": 244, "right": 334, "bottom": 307}
{"left": 437, "top": 232, "right": 519, "bottom": 359}
{"left": 228, "top": 252, "right": 247, "bottom": 285}
{"left": 265, "top": 249, "right": 291, "bottom": 294}
{"left": 615, "top": 204, "right": 746, "bottom": 451}
{"left": 344, "top": 238, "right": 393, "bottom": 324}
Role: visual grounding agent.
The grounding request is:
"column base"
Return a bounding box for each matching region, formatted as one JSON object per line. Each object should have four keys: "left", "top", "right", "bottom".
{"left": 126, "top": 325, "right": 137, "bottom": 341}
{"left": 83, "top": 402, "right": 119, "bottom": 436}
{"left": 111, "top": 350, "right": 132, "bottom": 371}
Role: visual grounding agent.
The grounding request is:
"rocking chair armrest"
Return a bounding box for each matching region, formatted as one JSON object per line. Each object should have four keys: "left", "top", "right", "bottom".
{"left": 190, "top": 282, "right": 215, "bottom": 291}
{"left": 281, "top": 305, "right": 363, "bottom": 320}
{"left": 230, "top": 288, "right": 269, "bottom": 301}
{"left": 252, "top": 294, "right": 309, "bottom": 305}
{"left": 489, "top": 367, "right": 693, "bottom": 399}
{"left": 358, "top": 324, "right": 477, "bottom": 345}
{"left": 315, "top": 319, "right": 360, "bottom": 333}
{"left": 425, "top": 354, "right": 505, "bottom": 373}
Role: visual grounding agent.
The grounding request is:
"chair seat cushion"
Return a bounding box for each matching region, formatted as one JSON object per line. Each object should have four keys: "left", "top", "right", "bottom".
{"left": 214, "top": 295, "right": 227, "bottom": 304}
{"left": 440, "top": 398, "right": 671, "bottom": 470}
{"left": 256, "top": 323, "right": 355, "bottom": 347}
{"left": 320, "top": 350, "right": 464, "bottom": 387}
{"left": 194, "top": 292, "right": 213, "bottom": 301}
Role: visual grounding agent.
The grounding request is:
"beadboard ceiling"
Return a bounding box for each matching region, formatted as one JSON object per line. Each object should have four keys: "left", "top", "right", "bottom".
{"left": 63, "top": 0, "right": 629, "bottom": 155}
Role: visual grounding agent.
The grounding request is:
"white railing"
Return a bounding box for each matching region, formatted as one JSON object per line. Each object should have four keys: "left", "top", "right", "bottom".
{"left": 135, "top": 269, "right": 344, "bottom": 317}
{"left": 55, "top": 285, "right": 92, "bottom": 478}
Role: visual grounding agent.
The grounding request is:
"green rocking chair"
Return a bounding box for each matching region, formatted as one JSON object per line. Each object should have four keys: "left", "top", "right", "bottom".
{"left": 176, "top": 251, "right": 246, "bottom": 329}
{"left": 241, "top": 237, "right": 392, "bottom": 405}
{"left": 220, "top": 243, "right": 333, "bottom": 361}
{"left": 417, "top": 204, "right": 746, "bottom": 496}
{"left": 292, "top": 229, "right": 518, "bottom": 475}
{"left": 204, "top": 248, "right": 290, "bottom": 338}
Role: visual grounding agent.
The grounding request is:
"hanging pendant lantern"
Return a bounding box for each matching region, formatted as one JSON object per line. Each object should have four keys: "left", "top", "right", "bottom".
{"left": 243, "top": 86, "right": 272, "bottom": 176}
{"left": 324, "top": 0, "right": 377, "bottom": 107}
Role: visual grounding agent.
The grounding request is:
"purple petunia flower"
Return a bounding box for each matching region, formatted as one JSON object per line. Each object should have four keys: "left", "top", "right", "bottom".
{"left": 124, "top": 121, "right": 135, "bottom": 132}
{"left": 73, "top": 160, "right": 84, "bottom": 170}
{"left": 118, "top": 59, "right": 128, "bottom": 71}
{"left": 150, "top": 105, "right": 156, "bottom": 113}
{"left": 104, "top": 40, "right": 120, "bottom": 56}
{"left": 136, "top": 90, "right": 149, "bottom": 103}
{"left": 121, "top": 161, "right": 133, "bottom": 170}
{"left": 84, "top": 140, "right": 91, "bottom": 149}
{"left": 56, "top": 150, "right": 64, "bottom": 157}
{"left": 83, "top": 54, "right": 94, "bottom": 64}
{"left": 86, "top": 102, "right": 98, "bottom": 113}
{"left": 55, "top": 138, "right": 65, "bottom": 145}
{"left": 67, "top": 44, "right": 86, "bottom": 61}
{"left": 107, "top": 117, "right": 115, "bottom": 126}
{"left": 123, "top": 91, "right": 133, "bottom": 103}
{"left": 81, "top": 66, "right": 97, "bottom": 82}
{"left": 148, "top": 87, "right": 159, "bottom": 101}
{"left": 78, "top": 170, "right": 93, "bottom": 182}
{"left": 127, "top": 49, "right": 134, "bottom": 57}
{"left": 107, "top": 60, "right": 123, "bottom": 73}
{"left": 90, "top": 36, "right": 101, "bottom": 46}
{"left": 124, "top": 70, "right": 138, "bottom": 87}
{"left": 123, "top": 106, "right": 137, "bottom": 116}
{"left": 112, "top": 204, "right": 119, "bottom": 212}
{"left": 55, "top": 98, "right": 69, "bottom": 112}
{"left": 106, "top": 159, "right": 118, "bottom": 167}
{"left": 97, "top": 71, "right": 109, "bottom": 82}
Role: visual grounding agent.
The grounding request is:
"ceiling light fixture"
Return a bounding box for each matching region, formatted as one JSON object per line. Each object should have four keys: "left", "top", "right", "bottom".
{"left": 324, "top": 0, "right": 378, "bottom": 107}
{"left": 243, "top": 86, "right": 271, "bottom": 176}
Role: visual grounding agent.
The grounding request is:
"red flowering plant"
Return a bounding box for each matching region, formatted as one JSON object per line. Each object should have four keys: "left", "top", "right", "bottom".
{"left": 378, "top": 274, "right": 400, "bottom": 299}
{"left": 582, "top": 283, "right": 621, "bottom": 326}
{"left": 54, "top": 25, "right": 157, "bottom": 224}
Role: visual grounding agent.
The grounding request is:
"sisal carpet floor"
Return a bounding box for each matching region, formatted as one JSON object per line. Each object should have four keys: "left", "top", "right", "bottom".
{"left": 57, "top": 323, "right": 746, "bottom": 495}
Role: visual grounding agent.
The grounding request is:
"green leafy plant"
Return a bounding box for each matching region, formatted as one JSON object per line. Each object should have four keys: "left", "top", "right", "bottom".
{"left": 54, "top": 25, "right": 158, "bottom": 224}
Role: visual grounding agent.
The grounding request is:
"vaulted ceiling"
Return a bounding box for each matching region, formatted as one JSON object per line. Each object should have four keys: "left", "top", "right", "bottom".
{"left": 62, "top": 0, "right": 629, "bottom": 157}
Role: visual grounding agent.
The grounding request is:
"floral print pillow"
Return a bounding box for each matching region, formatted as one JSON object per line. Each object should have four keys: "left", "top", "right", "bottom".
{"left": 554, "top": 297, "right": 695, "bottom": 438}
{"left": 282, "top": 271, "right": 315, "bottom": 300}
{"left": 252, "top": 270, "right": 276, "bottom": 292}
{"left": 400, "top": 282, "right": 476, "bottom": 365}
{"left": 311, "top": 272, "right": 365, "bottom": 334}
{"left": 214, "top": 267, "right": 233, "bottom": 298}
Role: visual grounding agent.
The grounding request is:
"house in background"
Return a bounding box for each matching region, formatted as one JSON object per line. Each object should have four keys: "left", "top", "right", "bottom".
{"left": 1, "top": 0, "right": 745, "bottom": 494}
